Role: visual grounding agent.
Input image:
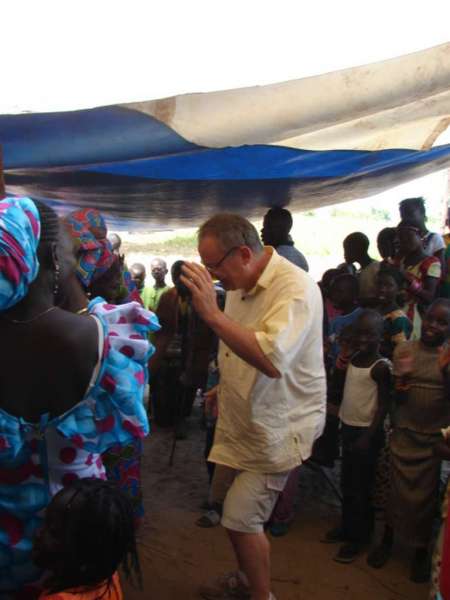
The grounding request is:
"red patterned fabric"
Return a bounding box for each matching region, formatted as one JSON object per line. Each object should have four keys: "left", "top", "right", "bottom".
{"left": 39, "top": 572, "right": 122, "bottom": 599}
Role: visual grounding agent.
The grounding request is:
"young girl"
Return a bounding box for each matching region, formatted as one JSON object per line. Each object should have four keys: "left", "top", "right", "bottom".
{"left": 377, "top": 227, "right": 398, "bottom": 267}
{"left": 399, "top": 197, "right": 446, "bottom": 273}
{"left": 371, "top": 265, "right": 412, "bottom": 516}
{"left": 323, "top": 310, "right": 392, "bottom": 563}
{"left": 319, "top": 269, "right": 342, "bottom": 323}
{"left": 33, "top": 479, "right": 141, "bottom": 599}
{"left": 327, "top": 274, "right": 362, "bottom": 369}
{"left": 367, "top": 299, "right": 450, "bottom": 583}
{"left": 397, "top": 221, "right": 441, "bottom": 339}
{"left": 376, "top": 264, "right": 412, "bottom": 359}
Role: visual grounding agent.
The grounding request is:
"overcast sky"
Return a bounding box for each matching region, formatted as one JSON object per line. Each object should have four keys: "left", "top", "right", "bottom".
{"left": 3, "top": 0, "right": 450, "bottom": 113}
{"left": 3, "top": 1, "right": 449, "bottom": 220}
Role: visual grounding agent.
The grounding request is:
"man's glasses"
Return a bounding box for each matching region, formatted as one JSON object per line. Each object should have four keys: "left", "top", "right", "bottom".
{"left": 203, "top": 246, "right": 239, "bottom": 273}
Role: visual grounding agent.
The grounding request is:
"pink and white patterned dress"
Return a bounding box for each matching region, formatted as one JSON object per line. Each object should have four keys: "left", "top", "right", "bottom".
{"left": 0, "top": 300, "right": 159, "bottom": 597}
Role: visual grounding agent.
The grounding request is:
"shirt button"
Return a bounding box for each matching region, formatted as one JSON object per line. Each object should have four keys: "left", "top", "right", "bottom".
{"left": 225, "top": 352, "right": 230, "bottom": 357}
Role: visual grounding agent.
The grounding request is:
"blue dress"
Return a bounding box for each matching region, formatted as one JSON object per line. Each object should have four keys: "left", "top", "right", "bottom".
{"left": 0, "top": 300, "right": 159, "bottom": 596}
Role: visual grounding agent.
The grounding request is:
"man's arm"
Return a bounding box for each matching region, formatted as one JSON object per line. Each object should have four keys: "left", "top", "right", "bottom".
{"left": 205, "top": 310, "right": 281, "bottom": 378}
{"left": 181, "top": 263, "right": 281, "bottom": 378}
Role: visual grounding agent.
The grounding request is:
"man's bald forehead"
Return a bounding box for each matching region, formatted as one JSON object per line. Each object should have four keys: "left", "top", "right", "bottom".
{"left": 151, "top": 258, "right": 167, "bottom": 269}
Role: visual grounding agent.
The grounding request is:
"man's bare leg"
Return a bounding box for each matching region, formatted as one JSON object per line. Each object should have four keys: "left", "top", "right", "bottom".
{"left": 227, "top": 529, "right": 271, "bottom": 600}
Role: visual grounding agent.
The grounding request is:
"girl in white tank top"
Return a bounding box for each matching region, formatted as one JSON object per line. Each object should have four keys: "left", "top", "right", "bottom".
{"left": 327, "top": 309, "right": 392, "bottom": 565}
{"left": 339, "top": 358, "right": 391, "bottom": 427}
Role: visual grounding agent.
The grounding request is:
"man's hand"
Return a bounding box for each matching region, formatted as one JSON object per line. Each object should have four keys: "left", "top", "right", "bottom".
{"left": 180, "top": 262, "right": 220, "bottom": 324}
{"left": 204, "top": 385, "right": 218, "bottom": 418}
{"left": 181, "top": 263, "right": 280, "bottom": 379}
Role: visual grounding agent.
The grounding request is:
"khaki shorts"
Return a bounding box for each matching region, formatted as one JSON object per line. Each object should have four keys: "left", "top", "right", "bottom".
{"left": 209, "top": 464, "right": 291, "bottom": 534}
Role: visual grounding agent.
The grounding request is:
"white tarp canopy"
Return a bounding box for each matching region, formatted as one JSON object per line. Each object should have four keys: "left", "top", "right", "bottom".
{"left": 3, "top": 0, "right": 450, "bottom": 115}
{"left": 1, "top": 1, "right": 449, "bottom": 227}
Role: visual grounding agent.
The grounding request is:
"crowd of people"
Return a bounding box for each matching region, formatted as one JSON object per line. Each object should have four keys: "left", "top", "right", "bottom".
{"left": 0, "top": 194, "right": 449, "bottom": 600}
{"left": 303, "top": 198, "right": 449, "bottom": 598}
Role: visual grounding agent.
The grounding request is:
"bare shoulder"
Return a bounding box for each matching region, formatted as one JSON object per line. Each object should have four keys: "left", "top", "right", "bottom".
{"left": 45, "top": 309, "right": 99, "bottom": 362}
{"left": 0, "top": 309, "right": 100, "bottom": 419}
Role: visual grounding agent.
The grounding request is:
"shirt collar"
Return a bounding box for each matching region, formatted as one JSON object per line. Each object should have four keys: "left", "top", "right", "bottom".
{"left": 245, "top": 247, "right": 280, "bottom": 297}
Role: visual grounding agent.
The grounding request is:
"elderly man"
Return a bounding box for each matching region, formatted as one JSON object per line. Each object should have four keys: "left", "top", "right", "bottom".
{"left": 182, "top": 214, "right": 326, "bottom": 600}
{"left": 140, "top": 258, "right": 170, "bottom": 312}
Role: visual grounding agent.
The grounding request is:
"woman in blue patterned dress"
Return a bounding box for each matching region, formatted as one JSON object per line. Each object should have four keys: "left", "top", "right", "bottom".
{"left": 0, "top": 198, "right": 158, "bottom": 598}
{"left": 63, "top": 208, "right": 157, "bottom": 527}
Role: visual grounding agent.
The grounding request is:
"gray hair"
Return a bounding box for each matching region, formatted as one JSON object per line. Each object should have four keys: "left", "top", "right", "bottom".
{"left": 198, "top": 213, "right": 263, "bottom": 253}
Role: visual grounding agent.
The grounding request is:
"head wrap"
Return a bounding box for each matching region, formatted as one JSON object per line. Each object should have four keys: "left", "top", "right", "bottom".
{"left": 0, "top": 197, "right": 41, "bottom": 311}
{"left": 64, "top": 208, "right": 115, "bottom": 288}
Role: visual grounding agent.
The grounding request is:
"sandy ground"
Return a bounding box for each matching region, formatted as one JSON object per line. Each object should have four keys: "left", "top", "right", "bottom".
{"left": 121, "top": 409, "right": 430, "bottom": 600}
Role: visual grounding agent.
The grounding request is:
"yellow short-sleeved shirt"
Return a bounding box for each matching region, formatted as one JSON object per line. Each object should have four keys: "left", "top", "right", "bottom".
{"left": 209, "top": 248, "right": 326, "bottom": 473}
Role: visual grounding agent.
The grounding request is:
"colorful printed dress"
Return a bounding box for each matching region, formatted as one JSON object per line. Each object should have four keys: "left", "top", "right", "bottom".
{"left": 117, "top": 266, "right": 143, "bottom": 305}
{"left": 381, "top": 308, "right": 413, "bottom": 359}
{"left": 0, "top": 301, "right": 159, "bottom": 598}
{"left": 402, "top": 256, "right": 441, "bottom": 339}
{"left": 389, "top": 341, "right": 449, "bottom": 549}
{"left": 39, "top": 572, "right": 122, "bottom": 600}
{"left": 98, "top": 292, "right": 151, "bottom": 524}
